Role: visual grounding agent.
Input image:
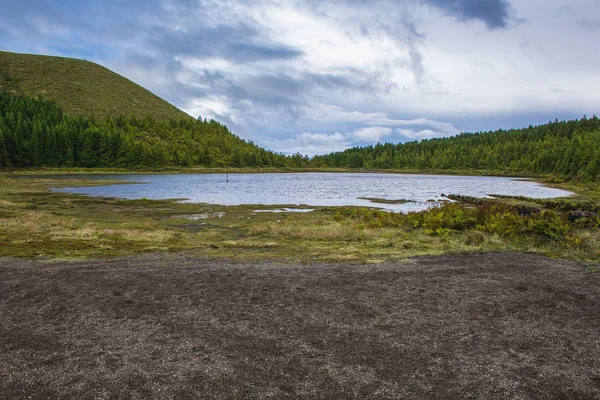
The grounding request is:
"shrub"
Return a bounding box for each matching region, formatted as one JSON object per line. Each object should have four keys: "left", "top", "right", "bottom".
{"left": 407, "top": 203, "right": 477, "bottom": 232}
{"left": 524, "top": 211, "right": 571, "bottom": 240}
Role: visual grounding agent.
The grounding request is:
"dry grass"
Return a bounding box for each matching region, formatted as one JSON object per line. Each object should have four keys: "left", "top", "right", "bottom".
{"left": 0, "top": 200, "right": 17, "bottom": 207}
{"left": 99, "top": 228, "right": 177, "bottom": 242}
{"left": 248, "top": 220, "right": 359, "bottom": 240}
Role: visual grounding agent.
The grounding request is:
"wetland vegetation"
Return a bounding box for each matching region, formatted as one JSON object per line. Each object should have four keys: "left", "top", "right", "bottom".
{"left": 1, "top": 174, "right": 598, "bottom": 262}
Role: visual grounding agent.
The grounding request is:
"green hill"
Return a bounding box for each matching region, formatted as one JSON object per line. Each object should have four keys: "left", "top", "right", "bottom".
{"left": 0, "top": 51, "right": 188, "bottom": 120}
{"left": 0, "top": 91, "right": 308, "bottom": 169}
{"left": 0, "top": 51, "right": 312, "bottom": 170}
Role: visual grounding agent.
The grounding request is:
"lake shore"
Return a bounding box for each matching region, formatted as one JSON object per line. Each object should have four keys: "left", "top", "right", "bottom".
{"left": 1, "top": 252, "right": 598, "bottom": 399}
{"left": 0, "top": 165, "right": 571, "bottom": 180}
{"left": 0, "top": 173, "right": 598, "bottom": 261}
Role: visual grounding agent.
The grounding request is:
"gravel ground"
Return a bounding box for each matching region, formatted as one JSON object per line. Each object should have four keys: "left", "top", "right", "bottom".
{"left": 0, "top": 252, "right": 599, "bottom": 399}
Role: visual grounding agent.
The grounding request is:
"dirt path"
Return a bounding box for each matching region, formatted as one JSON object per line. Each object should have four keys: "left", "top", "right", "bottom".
{"left": 1, "top": 253, "right": 599, "bottom": 399}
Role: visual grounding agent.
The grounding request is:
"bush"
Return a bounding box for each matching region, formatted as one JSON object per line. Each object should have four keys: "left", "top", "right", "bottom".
{"left": 335, "top": 201, "right": 581, "bottom": 243}
{"left": 524, "top": 211, "right": 571, "bottom": 240}
{"left": 407, "top": 203, "right": 477, "bottom": 232}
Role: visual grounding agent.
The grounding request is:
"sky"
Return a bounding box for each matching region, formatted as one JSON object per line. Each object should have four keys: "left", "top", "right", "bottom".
{"left": 1, "top": 0, "right": 599, "bottom": 155}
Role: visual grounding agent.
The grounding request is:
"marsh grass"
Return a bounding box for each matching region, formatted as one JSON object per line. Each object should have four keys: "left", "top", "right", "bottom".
{"left": 1, "top": 174, "right": 599, "bottom": 262}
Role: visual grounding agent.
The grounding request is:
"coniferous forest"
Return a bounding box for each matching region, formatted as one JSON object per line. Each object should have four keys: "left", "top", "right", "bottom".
{"left": 312, "top": 116, "right": 600, "bottom": 182}
{"left": 1, "top": 90, "right": 600, "bottom": 182}
{"left": 0, "top": 92, "right": 310, "bottom": 169}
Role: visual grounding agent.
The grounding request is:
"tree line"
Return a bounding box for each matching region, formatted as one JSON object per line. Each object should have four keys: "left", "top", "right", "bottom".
{"left": 312, "top": 116, "right": 600, "bottom": 181}
{"left": 2, "top": 90, "right": 600, "bottom": 182}
{"left": 0, "top": 92, "right": 310, "bottom": 169}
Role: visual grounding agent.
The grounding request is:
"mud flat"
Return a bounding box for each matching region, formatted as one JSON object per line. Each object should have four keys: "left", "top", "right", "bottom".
{"left": 1, "top": 252, "right": 599, "bottom": 399}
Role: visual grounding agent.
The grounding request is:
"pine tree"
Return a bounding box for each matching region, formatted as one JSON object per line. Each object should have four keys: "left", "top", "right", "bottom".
{"left": 80, "top": 129, "right": 100, "bottom": 167}
{"left": 116, "top": 139, "right": 132, "bottom": 167}
{"left": 43, "top": 130, "right": 59, "bottom": 166}
{"left": 27, "top": 120, "right": 43, "bottom": 167}
{"left": 0, "top": 129, "right": 10, "bottom": 167}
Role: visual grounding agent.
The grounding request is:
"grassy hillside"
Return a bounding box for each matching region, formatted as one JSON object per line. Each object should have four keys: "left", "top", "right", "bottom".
{"left": 0, "top": 51, "right": 188, "bottom": 120}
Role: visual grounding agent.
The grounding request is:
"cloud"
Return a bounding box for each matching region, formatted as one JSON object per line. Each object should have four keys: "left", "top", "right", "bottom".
{"left": 577, "top": 18, "right": 600, "bottom": 32}
{"left": 257, "top": 119, "right": 460, "bottom": 155}
{"left": 147, "top": 24, "right": 303, "bottom": 63}
{"left": 258, "top": 132, "right": 351, "bottom": 156}
{"left": 422, "top": 0, "right": 512, "bottom": 29}
{"left": 353, "top": 126, "right": 393, "bottom": 141}
{"left": 396, "top": 127, "right": 459, "bottom": 141}
{"left": 311, "top": 0, "right": 514, "bottom": 29}
{"left": 304, "top": 104, "right": 460, "bottom": 131}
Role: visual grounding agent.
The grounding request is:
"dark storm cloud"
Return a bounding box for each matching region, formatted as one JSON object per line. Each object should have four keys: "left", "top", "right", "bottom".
{"left": 422, "top": 0, "right": 512, "bottom": 29}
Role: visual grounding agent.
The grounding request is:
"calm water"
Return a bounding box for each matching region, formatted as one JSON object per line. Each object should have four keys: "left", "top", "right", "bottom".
{"left": 52, "top": 173, "right": 573, "bottom": 212}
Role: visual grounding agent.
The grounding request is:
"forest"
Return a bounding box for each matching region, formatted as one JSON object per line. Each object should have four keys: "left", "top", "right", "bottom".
{"left": 0, "top": 91, "right": 310, "bottom": 169}
{"left": 1, "top": 90, "right": 600, "bottom": 183}
{"left": 312, "top": 116, "right": 600, "bottom": 181}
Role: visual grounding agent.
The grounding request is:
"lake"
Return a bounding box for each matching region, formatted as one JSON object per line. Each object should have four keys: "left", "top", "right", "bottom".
{"left": 52, "top": 173, "right": 573, "bottom": 212}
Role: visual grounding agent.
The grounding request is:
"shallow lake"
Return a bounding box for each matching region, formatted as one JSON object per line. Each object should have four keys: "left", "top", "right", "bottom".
{"left": 53, "top": 173, "right": 573, "bottom": 212}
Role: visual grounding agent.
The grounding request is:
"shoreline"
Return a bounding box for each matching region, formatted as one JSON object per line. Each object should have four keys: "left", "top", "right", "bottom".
{"left": 0, "top": 172, "right": 597, "bottom": 261}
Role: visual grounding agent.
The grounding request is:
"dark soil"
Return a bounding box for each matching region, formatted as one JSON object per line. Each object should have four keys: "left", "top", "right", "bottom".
{"left": 1, "top": 253, "right": 599, "bottom": 399}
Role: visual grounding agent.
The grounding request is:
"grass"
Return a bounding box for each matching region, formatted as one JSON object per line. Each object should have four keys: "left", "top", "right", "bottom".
{"left": 547, "top": 181, "right": 600, "bottom": 202}
{"left": 0, "top": 173, "right": 599, "bottom": 262}
{"left": 357, "top": 197, "right": 413, "bottom": 204}
{"left": 0, "top": 50, "right": 188, "bottom": 120}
